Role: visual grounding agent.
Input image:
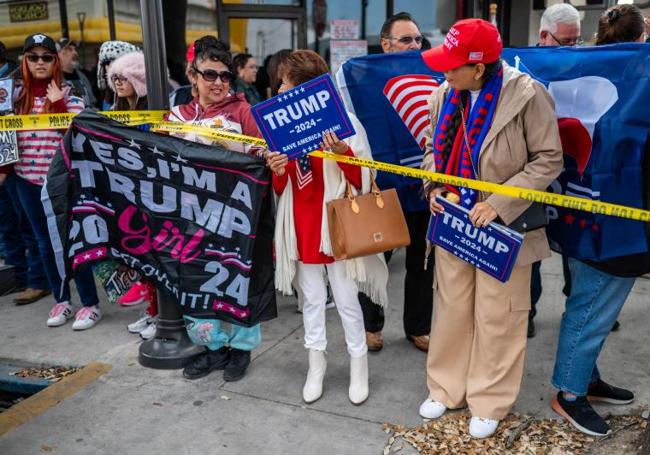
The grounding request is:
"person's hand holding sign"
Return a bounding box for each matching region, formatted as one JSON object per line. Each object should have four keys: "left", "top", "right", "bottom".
{"left": 267, "top": 152, "right": 289, "bottom": 177}
{"left": 469, "top": 201, "right": 498, "bottom": 227}
{"left": 321, "top": 130, "right": 349, "bottom": 155}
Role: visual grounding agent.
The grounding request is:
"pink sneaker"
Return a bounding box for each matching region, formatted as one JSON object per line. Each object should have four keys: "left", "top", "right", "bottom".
{"left": 118, "top": 282, "right": 150, "bottom": 307}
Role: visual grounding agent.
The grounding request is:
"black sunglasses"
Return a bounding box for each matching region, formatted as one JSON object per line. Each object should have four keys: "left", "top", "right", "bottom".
{"left": 193, "top": 66, "right": 234, "bottom": 83}
{"left": 390, "top": 35, "right": 423, "bottom": 45}
{"left": 26, "top": 53, "right": 56, "bottom": 63}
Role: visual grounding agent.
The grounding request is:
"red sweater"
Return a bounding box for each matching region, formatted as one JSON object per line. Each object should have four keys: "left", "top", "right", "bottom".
{"left": 272, "top": 148, "right": 361, "bottom": 264}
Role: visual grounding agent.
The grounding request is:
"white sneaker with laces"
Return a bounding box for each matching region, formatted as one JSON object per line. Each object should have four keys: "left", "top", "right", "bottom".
{"left": 128, "top": 312, "right": 151, "bottom": 333}
{"left": 140, "top": 320, "right": 158, "bottom": 340}
{"left": 47, "top": 302, "right": 74, "bottom": 327}
{"left": 419, "top": 398, "right": 447, "bottom": 419}
{"left": 469, "top": 416, "right": 499, "bottom": 439}
{"left": 72, "top": 305, "right": 102, "bottom": 331}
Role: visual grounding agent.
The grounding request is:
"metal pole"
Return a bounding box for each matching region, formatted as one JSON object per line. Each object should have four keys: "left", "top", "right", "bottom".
{"left": 58, "top": 0, "right": 69, "bottom": 39}
{"left": 138, "top": 0, "right": 203, "bottom": 369}
{"left": 361, "top": 0, "right": 367, "bottom": 40}
{"left": 107, "top": 0, "right": 116, "bottom": 41}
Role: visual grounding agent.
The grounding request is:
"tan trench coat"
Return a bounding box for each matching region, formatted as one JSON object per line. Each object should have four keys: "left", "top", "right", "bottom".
{"left": 422, "top": 64, "right": 564, "bottom": 267}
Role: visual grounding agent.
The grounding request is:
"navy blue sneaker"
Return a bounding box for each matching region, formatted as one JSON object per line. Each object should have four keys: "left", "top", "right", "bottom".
{"left": 552, "top": 392, "right": 610, "bottom": 437}
{"left": 588, "top": 379, "right": 634, "bottom": 405}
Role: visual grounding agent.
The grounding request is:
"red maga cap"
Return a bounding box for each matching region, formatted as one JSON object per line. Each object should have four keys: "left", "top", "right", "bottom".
{"left": 422, "top": 19, "right": 502, "bottom": 72}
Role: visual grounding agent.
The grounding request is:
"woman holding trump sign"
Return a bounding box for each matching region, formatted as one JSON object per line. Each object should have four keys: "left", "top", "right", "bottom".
{"left": 419, "top": 19, "right": 562, "bottom": 438}
{"left": 267, "top": 50, "right": 388, "bottom": 406}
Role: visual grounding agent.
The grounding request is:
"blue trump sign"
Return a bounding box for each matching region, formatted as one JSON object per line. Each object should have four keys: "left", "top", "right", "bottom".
{"left": 428, "top": 197, "right": 523, "bottom": 283}
{"left": 251, "top": 74, "right": 355, "bottom": 160}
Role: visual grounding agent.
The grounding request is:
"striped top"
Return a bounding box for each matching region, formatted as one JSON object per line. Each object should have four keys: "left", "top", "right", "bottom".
{"left": 15, "top": 91, "right": 84, "bottom": 185}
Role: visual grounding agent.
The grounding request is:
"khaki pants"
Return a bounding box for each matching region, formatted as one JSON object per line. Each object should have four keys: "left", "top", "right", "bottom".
{"left": 426, "top": 247, "right": 531, "bottom": 420}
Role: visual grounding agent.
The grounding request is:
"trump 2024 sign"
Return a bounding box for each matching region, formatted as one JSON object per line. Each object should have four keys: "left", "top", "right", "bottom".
{"left": 251, "top": 74, "right": 355, "bottom": 160}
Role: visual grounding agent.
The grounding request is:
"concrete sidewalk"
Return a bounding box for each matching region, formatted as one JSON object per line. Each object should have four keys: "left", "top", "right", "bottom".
{"left": 0, "top": 252, "right": 648, "bottom": 454}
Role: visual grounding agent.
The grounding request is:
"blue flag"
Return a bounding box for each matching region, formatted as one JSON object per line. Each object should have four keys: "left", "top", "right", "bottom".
{"left": 337, "top": 44, "right": 650, "bottom": 261}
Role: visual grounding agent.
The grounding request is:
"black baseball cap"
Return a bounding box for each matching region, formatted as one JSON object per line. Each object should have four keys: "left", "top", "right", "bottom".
{"left": 23, "top": 33, "right": 57, "bottom": 53}
{"left": 56, "top": 37, "right": 78, "bottom": 51}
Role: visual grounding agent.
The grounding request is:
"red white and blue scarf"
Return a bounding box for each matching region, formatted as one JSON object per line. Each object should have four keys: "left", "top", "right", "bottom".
{"left": 432, "top": 67, "right": 503, "bottom": 209}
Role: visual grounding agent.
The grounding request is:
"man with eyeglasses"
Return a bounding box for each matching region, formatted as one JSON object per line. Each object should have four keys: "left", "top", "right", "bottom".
{"left": 357, "top": 12, "right": 431, "bottom": 354}
{"left": 380, "top": 11, "right": 424, "bottom": 53}
{"left": 539, "top": 3, "right": 583, "bottom": 47}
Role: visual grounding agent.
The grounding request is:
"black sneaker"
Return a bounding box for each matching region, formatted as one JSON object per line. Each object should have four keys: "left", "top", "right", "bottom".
{"left": 182, "top": 347, "right": 230, "bottom": 380}
{"left": 527, "top": 316, "right": 536, "bottom": 338}
{"left": 587, "top": 379, "right": 634, "bottom": 405}
{"left": 611, "top": 320, "right": 620, "bottom": 332}
{"left": 223, "top": 348, "right": 251, "bottom": 382}
{"left": 552, "top": 392, "right": 610, "bottom": 436}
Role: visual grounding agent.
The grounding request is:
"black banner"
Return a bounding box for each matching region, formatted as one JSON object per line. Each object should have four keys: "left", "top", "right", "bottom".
{"left": 45, "top": 111, "right": 276, "bottom": 326}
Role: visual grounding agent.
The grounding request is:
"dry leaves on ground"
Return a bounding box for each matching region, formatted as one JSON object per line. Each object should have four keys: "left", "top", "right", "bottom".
{"left": 11, "top": 366, "right": 80, "bottom": 382}
{"left": 383, "top": 413, "right": 647, "bottom": 455}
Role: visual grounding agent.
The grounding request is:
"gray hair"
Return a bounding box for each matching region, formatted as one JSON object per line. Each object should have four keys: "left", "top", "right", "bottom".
{"left": 540, "top": 3, "right": 581, "bottom": 34}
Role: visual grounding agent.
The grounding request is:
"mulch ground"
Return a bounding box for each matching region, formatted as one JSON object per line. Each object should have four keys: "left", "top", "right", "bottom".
{"left": 383, "top": 412, "right": 649, "bottom": 454}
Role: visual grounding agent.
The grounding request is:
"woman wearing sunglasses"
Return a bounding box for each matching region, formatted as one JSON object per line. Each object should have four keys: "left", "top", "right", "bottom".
{"left": 12, "top": 33, "right": 101, "bottom": 330}
{"left": 166, "top": 36, "right": 270, "bottom": 383}
{"left": 99, "top": 50, "right": 159, "bottom": 341}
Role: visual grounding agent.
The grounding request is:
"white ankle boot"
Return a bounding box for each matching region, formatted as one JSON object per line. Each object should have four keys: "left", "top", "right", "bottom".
{"left": 349, "top": 354, "right": 369, "bottom": 405}
{"left": 303, "top": 349, "right": 327, "bottom": 403}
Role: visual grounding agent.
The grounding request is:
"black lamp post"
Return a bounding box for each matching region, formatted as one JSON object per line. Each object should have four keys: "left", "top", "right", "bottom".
{"left": 137, "top": 0, "right": 203, "bottom": 369}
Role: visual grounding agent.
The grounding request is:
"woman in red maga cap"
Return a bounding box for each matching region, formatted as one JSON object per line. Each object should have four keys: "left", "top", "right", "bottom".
{"left": 419, "top": 19, "right": 563, "bottom": 438}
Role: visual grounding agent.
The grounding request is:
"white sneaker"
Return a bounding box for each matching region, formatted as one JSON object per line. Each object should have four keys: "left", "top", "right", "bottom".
{"left": 140, "top": 320, "right": 157, "bottom": 340}
{"left": 469, "top": 416, "right": 499, "bottom": 439}
{"left": 128, "top": 311, "right": 151, "bottom": 333}
{"left": 47, "top": 302, "right": 74, "bottom": 327}
{"left": 71, "top": 305, "right": 102, "bottom": 331}
{"left": 419, "top": 398, "right": 447, "bottom": 419}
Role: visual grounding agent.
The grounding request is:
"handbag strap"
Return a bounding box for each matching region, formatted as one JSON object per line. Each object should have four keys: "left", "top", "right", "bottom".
{"left": 344, "top": 172, "right": 384, "bottom": 214}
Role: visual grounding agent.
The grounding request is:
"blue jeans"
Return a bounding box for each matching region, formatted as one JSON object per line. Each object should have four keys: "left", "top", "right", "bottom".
{"left": 14, "top": 176, "right": 99, "bottom": 307}
{"left": 552, "top": 258, "right": 635, "bottom": 395}
{"left": 184, "top": 316, "right": 261, "bottom": 352}
{"left": 0, "top": 174, "right": 47, "bottom": 289}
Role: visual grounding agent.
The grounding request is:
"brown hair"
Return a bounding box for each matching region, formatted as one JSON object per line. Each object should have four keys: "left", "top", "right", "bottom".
{"left": 596, "top": 4, "right": 645, "bottom": 45}
{"left": 282, "top": 50, "right": 329, "bottom": 86}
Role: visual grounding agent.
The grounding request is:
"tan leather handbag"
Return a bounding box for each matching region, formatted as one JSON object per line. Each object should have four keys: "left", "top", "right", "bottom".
{"left": 327, "top": 175, "right": 411, "bottom": 260}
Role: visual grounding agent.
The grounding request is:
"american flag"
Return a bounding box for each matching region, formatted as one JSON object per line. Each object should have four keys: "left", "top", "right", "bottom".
{"left": 296, "top": 155, "right": 313, "bottom": 190}
{"left": 383, "top": 74, "right": 440, "bottom": 158}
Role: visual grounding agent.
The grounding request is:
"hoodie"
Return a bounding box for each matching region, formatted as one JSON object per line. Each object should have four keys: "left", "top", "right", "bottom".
{"left": 165, "top": 92, "right": 265, "bottom": 156}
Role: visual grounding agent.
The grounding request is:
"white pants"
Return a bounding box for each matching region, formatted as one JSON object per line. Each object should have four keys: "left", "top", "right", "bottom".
{"left": 296, "top": 261, "right": 367, "bottom": 357}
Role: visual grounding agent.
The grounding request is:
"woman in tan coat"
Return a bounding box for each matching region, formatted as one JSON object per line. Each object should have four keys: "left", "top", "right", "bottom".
{"left": 419, "top": 19, "right": 563, "bottom": 438}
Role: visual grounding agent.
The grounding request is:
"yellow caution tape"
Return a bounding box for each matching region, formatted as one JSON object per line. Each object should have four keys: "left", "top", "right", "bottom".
{"left": 6, "top": 114, "right": 649, "bottom": 222}
{"left": 0, "top": 110, "right": 167, "bottom": 131}
{"left": 166, "top": 123, "right": 650, "bottom": 222}
{"left": 308, "top": 151, "right": 650, "bottom": 222}
{"left": 151, "top": 122, "right": 268, "bottom": 146}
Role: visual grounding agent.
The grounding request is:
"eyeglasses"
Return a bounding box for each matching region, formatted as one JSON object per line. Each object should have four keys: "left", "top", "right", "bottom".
{"left": 26, "top": 53, "right": 55, "bottom": 63}
{"left": 389, "top": 35, "right": 424, "bottom": 45}
{"left": 111, "top": 74, "right": 128, "bottom": 84}
{"left": 549, "top": 31, "right": 584, "bottom": 46}
{"left": 193, "top": 66, "right": 234, "bottom": 83}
